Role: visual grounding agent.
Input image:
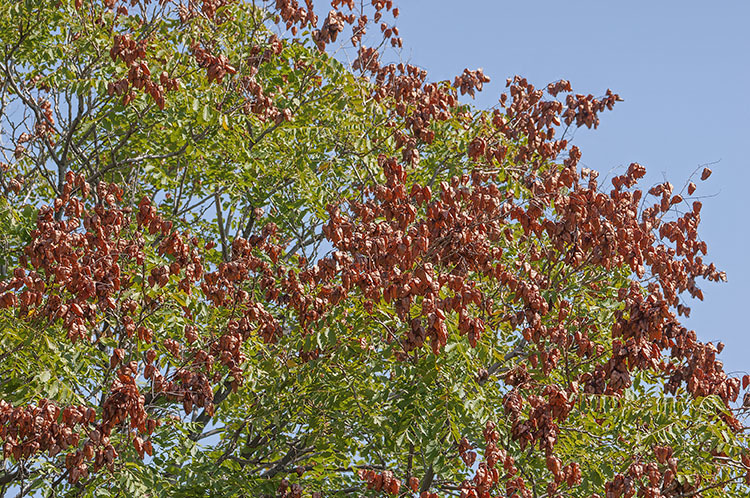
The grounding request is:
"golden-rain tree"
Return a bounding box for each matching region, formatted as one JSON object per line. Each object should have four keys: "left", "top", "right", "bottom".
{"left": 0, "top": 0, "right": 747, "bottom": 496}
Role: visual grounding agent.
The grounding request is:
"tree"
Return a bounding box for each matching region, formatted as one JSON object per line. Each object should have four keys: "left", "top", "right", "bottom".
{"left": 0, "top": 0, "right": 747, "bottom": 497}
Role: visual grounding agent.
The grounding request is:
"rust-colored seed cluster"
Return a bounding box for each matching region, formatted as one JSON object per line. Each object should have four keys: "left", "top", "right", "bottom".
{"left": 191, "top": 42, "right": 238, "bottom": 85}
{"left": 108, "top": 33, "right": 179, "bottom": 109}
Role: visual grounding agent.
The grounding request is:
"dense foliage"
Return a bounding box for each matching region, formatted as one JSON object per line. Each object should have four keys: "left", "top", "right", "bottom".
{"left": 0, "top": 1, "right": 748, "bottom": 497}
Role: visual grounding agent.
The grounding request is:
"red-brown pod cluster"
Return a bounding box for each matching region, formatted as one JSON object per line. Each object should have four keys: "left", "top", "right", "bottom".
{"left": 454, "top": 68, "right": 491, "bottom": 98}
{"left": 191, "top": 42, "right": 238, "bottom": 84}
{"left": 358, "top": 468, "right": 402, "bottom": 495}
{"left": 312, "top": 10, "right": 347, "bottom": 50}
{"left": 452, "top": 422, "right": 520, "bottom": 498}
{"left": 108, "top": 33, "right": 179, "bottom": 109}
{"left": 277, "top": 478, "right": 304, "bottom": 498}
{"left": 0, "top": 400, "right": 91, "bottom": 462}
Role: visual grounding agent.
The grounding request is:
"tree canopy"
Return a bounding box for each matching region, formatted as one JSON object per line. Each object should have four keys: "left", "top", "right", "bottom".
{"left": 0, "top": 1, "right": 747, "bottom": 497}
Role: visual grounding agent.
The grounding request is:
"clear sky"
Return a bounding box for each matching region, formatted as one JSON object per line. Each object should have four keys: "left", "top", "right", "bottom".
{"left": 388, "top": 1, "right": 750, "bottom": 374}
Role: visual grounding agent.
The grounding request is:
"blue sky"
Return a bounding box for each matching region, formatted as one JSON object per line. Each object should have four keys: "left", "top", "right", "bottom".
{"left": 389, "top": 1, "right": 750, "bottom": 374}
